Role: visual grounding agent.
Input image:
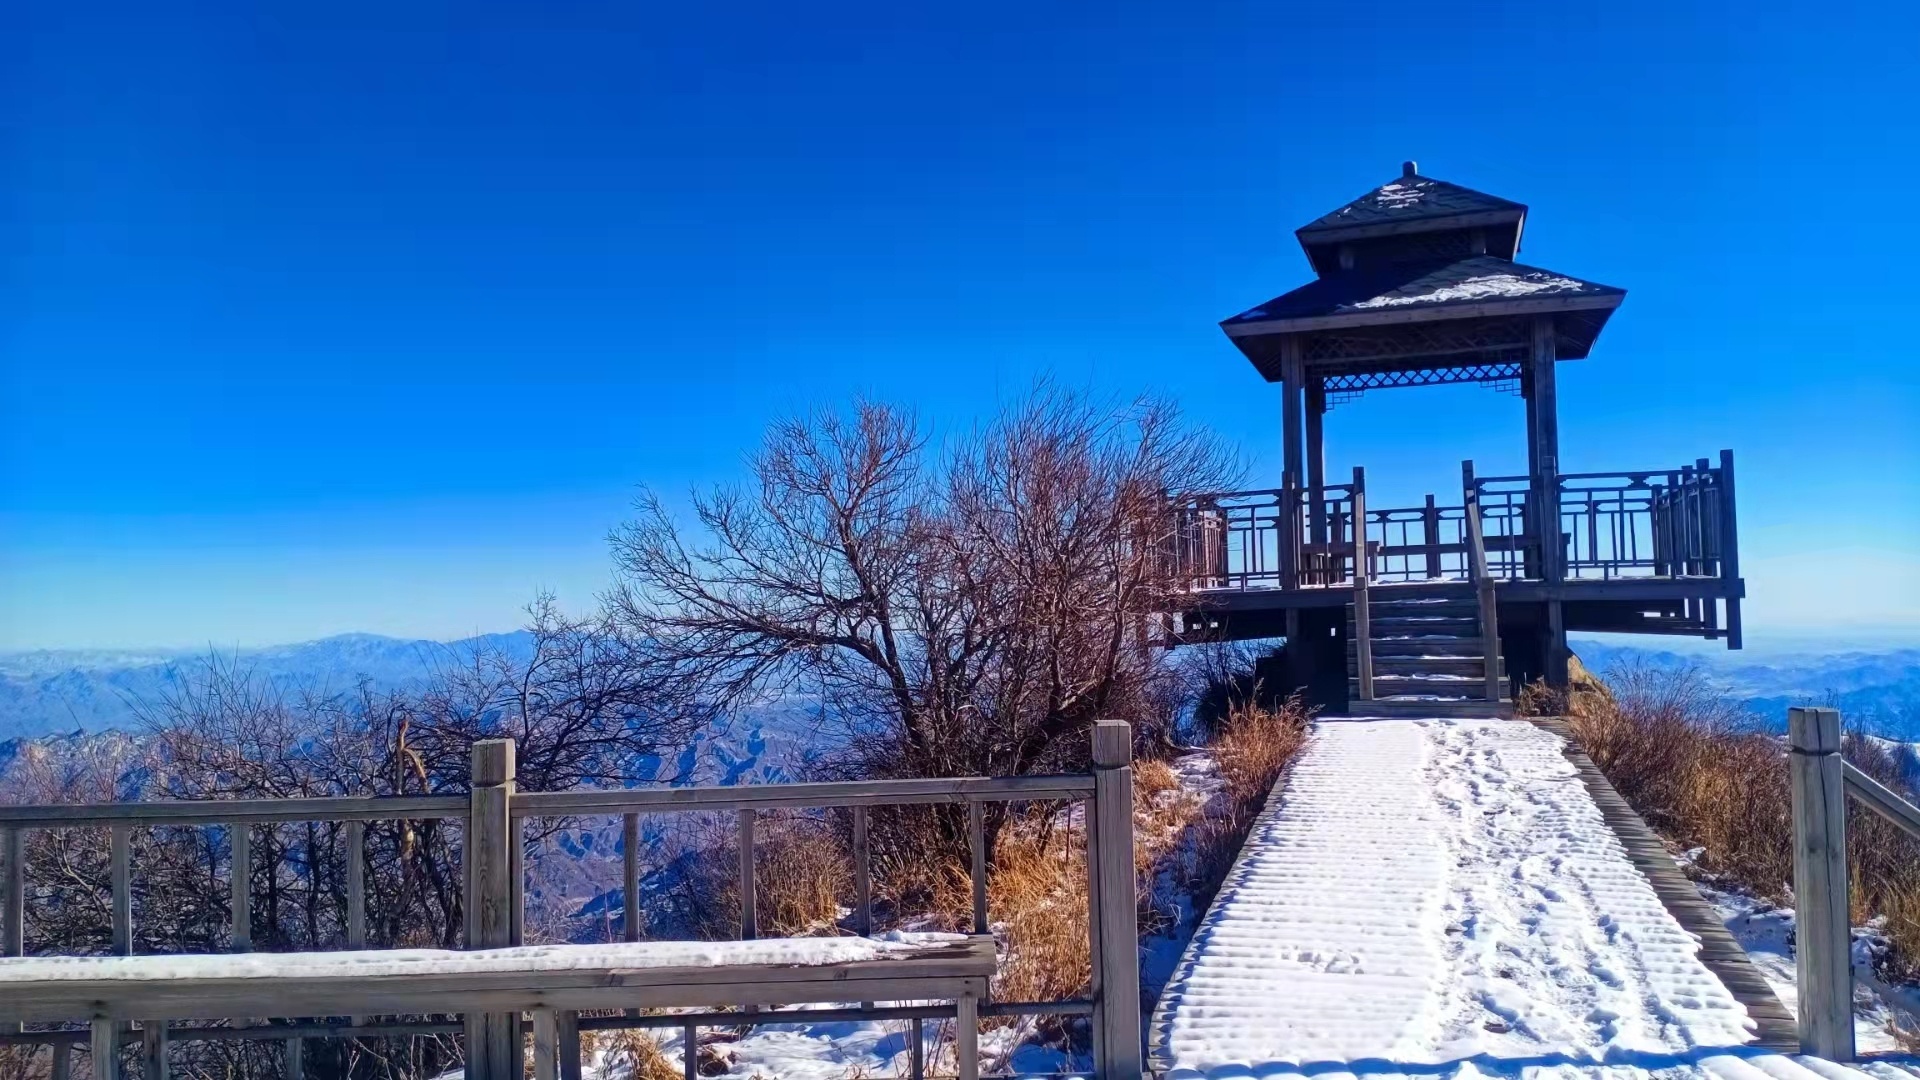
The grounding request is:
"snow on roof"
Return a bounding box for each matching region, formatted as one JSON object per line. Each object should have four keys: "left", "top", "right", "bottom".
{"left": 1350, "top": 269, "right": 1592, "bottom": 309}
{"left": 1299, "top": 175, "right": 1524, "bottom": 235}
{"left": 1222, "top": 256, "right": 1622, "bottom": 328}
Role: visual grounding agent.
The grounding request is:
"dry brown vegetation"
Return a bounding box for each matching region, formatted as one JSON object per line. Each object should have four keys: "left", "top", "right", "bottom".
{"left": 1536, "top": 657, "right": 1920, "bottom": 982}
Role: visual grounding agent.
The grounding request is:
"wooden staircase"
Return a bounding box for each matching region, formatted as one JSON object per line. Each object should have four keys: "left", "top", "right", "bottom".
{"left": 1345, "top": 587, "right": 1513, "bottom": 718}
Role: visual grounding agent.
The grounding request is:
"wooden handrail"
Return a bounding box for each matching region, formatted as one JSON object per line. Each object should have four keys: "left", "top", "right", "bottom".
{"left": 1462, "top": 461, "right": 1503, "bottom": 704}
{"left": 1843, "top": 761, "right": 1920, "bottom": 841}
{"left": 1351, "top": 466, "right": 1374, "bottom": 702}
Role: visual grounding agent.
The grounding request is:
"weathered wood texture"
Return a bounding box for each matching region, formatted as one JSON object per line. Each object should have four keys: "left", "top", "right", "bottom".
{"left": 1351, "top": 468, "right": 1374, "bottom": 701}
{"left": 229, "top": 826, "right": 250, "bottom": 954}
{"left": 0, "top": 936, "right": 998, "bottom": 1023}
{"left": 466, "top": 739, "right": 521, "bottom": 1080}
{"left": 0, "top": 725, "right": 1128, "bottom": 1080}
{"left": 1842, "top": 761, "right": 1920, "bottom": 841}
{"left": 1090, "top": 721, "right": 1142, "bottom": 1080}
{"left": 1789, "top": 706, "right": 1853, "bottom": 1061}
{"left": 1527, "top": 717, "right": 1797, "bottom": 1051}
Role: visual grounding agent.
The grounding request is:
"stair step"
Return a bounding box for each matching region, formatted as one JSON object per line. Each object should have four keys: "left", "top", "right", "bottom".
{"left": 1369, "top": 637, "right": 1487, "bottom": 658}
{"left": 1350, "top": 655, "right": 1504, "bottom": 678}
{"left": 1336, "top": 697, "right": 1515, "bottom": 720}
{"left": 1359, "top": 672, "right": 1489, "bottom": 687}
{"left": 1359, "top": 615, "right": 1480, "bottom": 635}
{"left": 1366, "top": 598, "right": 1481, "bottom": 617}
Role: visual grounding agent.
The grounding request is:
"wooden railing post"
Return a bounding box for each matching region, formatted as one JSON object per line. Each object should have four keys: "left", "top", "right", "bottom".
{"left": 1462, "top": 461, "right": 1503, "bottom": 705}
{"left": 465, "top": 739, "right": 520, "bottom": 1080}
{"left": 1718, "top": 449, "right": 1743, "bottom": 650}
{"left": 1089, "top": 720, "right": 1141, "bottom": 1080}
{"left": 2, "top": 826, "right": 23, "bottom": 958}
{"left": 1351, "top": 467, "right": 1374, "bottom": 703}
{"left": 1789, "top": 707, "right": 1854, "bottom": 1061}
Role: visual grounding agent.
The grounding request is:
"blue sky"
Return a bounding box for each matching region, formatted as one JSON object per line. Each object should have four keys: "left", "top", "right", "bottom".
{"left": 4, "top": 1, "right": 1916, "bottom": 650}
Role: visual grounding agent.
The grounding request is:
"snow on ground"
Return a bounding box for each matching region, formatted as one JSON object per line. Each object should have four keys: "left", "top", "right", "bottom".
{"left": 1698, "top": 870, "right": 1920, "bottom": 1056}
{"left": 1151, "top": 716, "right": 1920, "bottom": 1080}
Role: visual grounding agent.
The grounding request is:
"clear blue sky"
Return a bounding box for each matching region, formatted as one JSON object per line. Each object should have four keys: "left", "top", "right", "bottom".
{"left": 4, "top": 1, "right": 1916, "bottom": 650}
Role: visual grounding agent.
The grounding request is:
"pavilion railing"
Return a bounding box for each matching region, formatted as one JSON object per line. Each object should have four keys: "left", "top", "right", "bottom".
{"left": 1168, "top": 450, "right": 1739, "bottom": 593}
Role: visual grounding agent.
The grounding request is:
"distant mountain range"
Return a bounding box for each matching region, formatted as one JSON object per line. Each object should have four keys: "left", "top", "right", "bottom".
{"left": 3, "top": 630, "right": 1916, "bottom": 744}
{"left": 1570, "top": 638, "right": 1920, "bottom": 735}
{"left": 0, "top": 632, "right": 535, "bottom": 738}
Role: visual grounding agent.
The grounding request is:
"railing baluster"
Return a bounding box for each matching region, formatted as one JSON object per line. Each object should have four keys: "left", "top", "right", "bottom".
{"left": 737, "top": 809, "right": 755, "bottom": 941}
{"left": 284, "top": 1037, "right": 303, "bottom": 1080}
{"left": 345, "top": 820, "right": 366, "bottom": 950}
{"left": 3, "top": 826, "right": 22, "bottom": 957}
{"left": 91, "top": 1020, "right": 115, "bottom": 1080}
{"left": 682, "top": 1022, "right": 698, "bottom": 1080}
{"left": 622, "top": 813, "right": 639, "bottom": 943}
{"left": 967, "top": 800, "right": 987, "bottom": 934}
{"left": 852, "top": 806, "right": 871, "bottom": 936}
{"left": 111, "top": 826, "right": 131, "bottom": 956}
{"left": 910, "top": 1018, "right": 924, "bottom": 1080}
{"left": 51, "top": 1038, "right": 71, "bottom": 1080}
{"left": 139, "top": 1022, "right": 164, "bottom": 1080}
{"left": 229, "top": 824, "right": 250, "bottom": 953}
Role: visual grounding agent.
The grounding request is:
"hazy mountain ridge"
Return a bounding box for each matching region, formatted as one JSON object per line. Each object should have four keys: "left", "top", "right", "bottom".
{"left": 0, "top": 631, "right": 536, "bottom": 738}
{"left": 1571, "top": 638, "right": 1920, "bottom": 735}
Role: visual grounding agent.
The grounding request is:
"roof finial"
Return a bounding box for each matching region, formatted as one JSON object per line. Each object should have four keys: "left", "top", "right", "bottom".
{"left": 1402, "top": 160, "right": 1418, "bottom": 178}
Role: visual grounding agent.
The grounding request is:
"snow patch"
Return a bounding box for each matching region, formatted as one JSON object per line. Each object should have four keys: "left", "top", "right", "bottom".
{"left": 1352, "top": 271, "right": 1590, "bottom": 309}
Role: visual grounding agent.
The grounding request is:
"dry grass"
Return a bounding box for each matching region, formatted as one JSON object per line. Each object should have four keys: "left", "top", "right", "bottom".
{"left": 1212, "top": 697, "right": 1311, "bottom": 814}
{"left": 592, "top": 1028, "right": 683, "bottom": 1080}
{"left": 755, "top": 813, "right": 854, "bottom": 937}
{"left": 1541, "top": 657, "right": 1920, "bottom": 984}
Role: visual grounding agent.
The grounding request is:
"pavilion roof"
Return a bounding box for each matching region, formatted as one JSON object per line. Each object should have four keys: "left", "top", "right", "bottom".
{"left": 1222, "top": 255, "right": 1623, "bottom": 335}
{"left": 1296, "top": 174, "right": 1526, "bottom": 241}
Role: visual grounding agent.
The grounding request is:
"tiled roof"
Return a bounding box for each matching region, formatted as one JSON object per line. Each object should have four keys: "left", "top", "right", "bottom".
{"left": 1223, "top": 256, "right": 1622, "bottom": 327}
{"left": 1297, "top": 175, "right": 1525, "bottom": 237}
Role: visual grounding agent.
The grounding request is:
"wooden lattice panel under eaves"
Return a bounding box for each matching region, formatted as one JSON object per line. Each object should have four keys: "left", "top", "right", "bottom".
{"left": 1304, "top": 315, "right": 1534, "bottom": 366}
{"left": 1323, "top": 361, "right": 1523, "bottom": 408}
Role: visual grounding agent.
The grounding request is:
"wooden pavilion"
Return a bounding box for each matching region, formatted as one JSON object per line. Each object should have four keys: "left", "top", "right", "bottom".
{"left": 1168, "top": 163, "right": 1743, "bottom": 716}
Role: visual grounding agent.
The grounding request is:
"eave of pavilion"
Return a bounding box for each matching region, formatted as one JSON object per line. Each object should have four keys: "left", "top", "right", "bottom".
{"left": 1223, "top": 294, "right": 1623, "bottom": 384}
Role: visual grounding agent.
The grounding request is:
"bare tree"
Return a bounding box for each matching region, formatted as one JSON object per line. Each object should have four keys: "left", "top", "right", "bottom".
{"left": 606, "top": 388, "right": 1235, "bottom": 793}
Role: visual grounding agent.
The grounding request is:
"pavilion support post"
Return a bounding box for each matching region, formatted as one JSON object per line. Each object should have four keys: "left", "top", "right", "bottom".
{"left": 1719, "top": 449, "right": 1744, "bottom": 650}
{"left": 1528, "top": 316, "right": 1568, "bottom": 688}
{"left": 1279, "top": 336, "right": 1305, "bottom": 589}
{"left": 1305, "top": 377, "right": 1327, "bottom": 551}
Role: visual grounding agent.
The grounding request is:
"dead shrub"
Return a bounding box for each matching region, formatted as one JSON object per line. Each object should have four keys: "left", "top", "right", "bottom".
{"left": 1560, "top": 656, "right": 1920, "bottom": 981}
{"left": 755, "top": 813, "right": 854, "bottom": 937}
{"left": 1212, "top": 695, "right": 1311, "bottom": 813}
{"left": 595, "top": 1028, "right": 683, "bottom": 1080}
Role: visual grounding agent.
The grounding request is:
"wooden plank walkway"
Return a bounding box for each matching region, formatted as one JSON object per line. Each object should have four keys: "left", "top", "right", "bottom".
{"left": 1526, "top": 716, "right": 1799, "bottom": 1051}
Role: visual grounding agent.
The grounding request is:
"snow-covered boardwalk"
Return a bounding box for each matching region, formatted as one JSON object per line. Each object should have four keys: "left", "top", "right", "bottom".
{"left": 1150, "top": 717, "right": 1919, "bottom": 1080}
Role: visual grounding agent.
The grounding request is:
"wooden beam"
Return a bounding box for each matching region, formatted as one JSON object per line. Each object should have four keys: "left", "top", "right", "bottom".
{"left": 511, "top": 775, "right": 1093, "bottom": 817}
{"left": 1843, "top": 761, "right": 1920, "bottom": 841}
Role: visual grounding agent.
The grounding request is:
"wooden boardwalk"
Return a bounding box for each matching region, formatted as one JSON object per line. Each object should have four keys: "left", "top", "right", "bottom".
{"left": 1526, "top": 716, "right": 1799, "bottom": 1051}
